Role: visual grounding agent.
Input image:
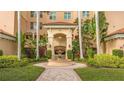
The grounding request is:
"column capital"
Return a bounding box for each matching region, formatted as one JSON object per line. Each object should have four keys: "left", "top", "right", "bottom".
{"left": 48, "top": 36, "right": 53, "bottom": 38}
{"left": 66, "top": 36, "right": 72, "bottom": 38}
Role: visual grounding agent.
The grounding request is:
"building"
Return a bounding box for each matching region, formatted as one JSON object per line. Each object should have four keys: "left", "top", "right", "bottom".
{"left": 0, "top": 11, "right": 17, "bottom": 55}
{"left": 0, "top": 11, "right": 93, "bottom": 59}
{"left": 105, "top": 12, "right": 124, "bottom": 54}
{"left": 1, "top": 11, "right": 124, "bottom": 58}
{"left": 0, "top": 11, "right": 29, "bottom": 55}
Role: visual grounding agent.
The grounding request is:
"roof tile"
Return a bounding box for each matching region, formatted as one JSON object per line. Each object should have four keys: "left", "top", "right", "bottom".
{"left": 108, "top": 28, "right": 124, "bottom": 36}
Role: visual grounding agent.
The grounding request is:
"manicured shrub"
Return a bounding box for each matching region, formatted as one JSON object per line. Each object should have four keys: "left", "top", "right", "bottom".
{"left": 96, "top": 54, "right": 120, "bottom": 68}
{"left": 87, "top": 54, "right": 121, "bottom": 68}
{"left": 0, "top": 50, "right": 3, "bottom": 56}
{"left": 119, "top": 57, "right": 124, "bottom": 68}
{"left": 19, "top": 58, "right": 29, "bottom": 67}
{"left": 78, "top": 58, "right": 87, "bottom": 63}
{"left": 40, "top": 57, "right": 48, "bottom": 62}
{"left": 119, "top": 64, "right": 124, "bottom": 68}
{"left": 46, "top": 50, "right": 52, "bottom": 59}
{"left": 0, "top": 55, "right": 18, "bottom": 68}
{"left": 87, "top": 58, "right": 95, "bottom": 66}
{"left": 112, "top": 49, "right": 123, "bottom": 58}
{"left": 87, "top": 54, "right": 124, "bottom": 68}
{"left": 31, "top": 57, "right": 48, "bottom": 62}
{"left": 25, "top": 48, "right": 35, "bottom": 58}
{"left": 0, "top": 56, "right": 29, "bottom": 68}
{"left": 87, "top": 48, "right": 95, "bottom": 58}
{"left": 67, "top": 50, "right": 73, "bottom": 59}
{"left": 39, "top": 46, "right": 46, "bottom": 57}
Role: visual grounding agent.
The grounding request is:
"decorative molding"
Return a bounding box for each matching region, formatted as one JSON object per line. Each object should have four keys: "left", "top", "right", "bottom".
{"left": 0, "top": 33, "right": 16, "bottom": 41}
{"left": 43, "top": 25, "right": 77, "bottom": 29}
{"left": 105, "top": 34, "right": 124, "bottom": 41}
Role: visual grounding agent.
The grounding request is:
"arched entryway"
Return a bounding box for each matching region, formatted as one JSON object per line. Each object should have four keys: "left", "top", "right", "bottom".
{"left": 53, "top": 33, "right": 66, "bottom": 60}
{"left": 43, "top": 22, "right": 77, "bottom": 60}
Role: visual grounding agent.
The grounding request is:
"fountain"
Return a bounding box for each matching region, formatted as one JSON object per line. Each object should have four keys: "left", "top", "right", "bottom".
{"left": 47, "top": 45, "right": 74, "bottom": 66}
{"left": 56, "top": 49, "right": 63, "bottom": 62}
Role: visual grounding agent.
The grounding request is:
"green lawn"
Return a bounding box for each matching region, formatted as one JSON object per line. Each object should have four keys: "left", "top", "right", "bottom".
{"left": 0, "top": 64, "right": 45, "bottom": 81}
{"left": 75, "top": 67, "right": 124, "bottom": 81}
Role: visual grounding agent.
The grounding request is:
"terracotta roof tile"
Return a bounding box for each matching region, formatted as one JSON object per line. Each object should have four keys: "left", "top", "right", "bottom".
{"left": 108, "top": 28, "right": 124, "bottom": 36}
{"left": 0, "top": 29, "right": 15, "bottom": 37}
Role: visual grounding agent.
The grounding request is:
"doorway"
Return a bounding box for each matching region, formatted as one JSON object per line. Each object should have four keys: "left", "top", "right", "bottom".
{"left": 53, "top": 33, "right": 66, "bottom": 60}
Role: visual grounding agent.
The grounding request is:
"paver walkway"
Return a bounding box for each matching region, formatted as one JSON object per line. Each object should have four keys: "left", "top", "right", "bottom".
{"left": 35, "top": 62, "right": 87, "bottom": 81}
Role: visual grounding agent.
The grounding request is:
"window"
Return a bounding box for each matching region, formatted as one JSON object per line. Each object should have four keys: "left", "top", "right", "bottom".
{"left": 30, "top": 22, "right": 42, "bottom": 30}
{"left": 30, "top": 22, "right": 36, "bottom": 30}
{"left": 82, "top": 11, "right": 89, "bottom": 17}
{"left": 30, "top": 11, "right": 36, "bottom": 17}
{"left": 40, "top": 23, "right": 42, "bottom": 29}
{"left": 49, "top": 12, "right": 56, "bottom": 20}
{"left": 40, "top": 12, "right": 43, "bottom": 18}
{"left": 64, "top": 12, "right": 71, "bottom": 20}
{"left": 31, "top": 11, "right": 43, "bottom": 18}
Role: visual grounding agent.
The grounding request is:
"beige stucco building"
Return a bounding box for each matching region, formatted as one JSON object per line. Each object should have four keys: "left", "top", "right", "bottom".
{"left": 0, "top": 12, "right": 17, "bottom": 55}
{"left": 0, "top": 11, "right": 93, "bottom": 59}
{"left": 26, "top": 11, "right": 94, "bottom": 59}
{"left": 0, "top": 11, "right": 124, "bottom": 57}
{"left": 0, "top": 11, "right": 29, "bottom": 55}
{"left": 105, "top": 12, "right": 124, "bottom": 54}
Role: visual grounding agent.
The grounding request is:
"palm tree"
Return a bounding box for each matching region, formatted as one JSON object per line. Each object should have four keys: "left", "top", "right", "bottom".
{"left": 39, "top": 36, "right": 48, "bottom": 47}
{"left": 82, "top": 19, "right": 96, "bottom": 50}
{"left": 74, "top": 17, "right": 96, "bottom": 57}
{"left": 72, "top": 39, "right": 80, "bottom": 60}
{"left": 75, "top": 12, "right": 108, "bottom": 56}
{"left": 98, "top": 12, "right": 109, "bottom": 53}
{"left": 16, "top": 32, "right": 26, "bottom": 55}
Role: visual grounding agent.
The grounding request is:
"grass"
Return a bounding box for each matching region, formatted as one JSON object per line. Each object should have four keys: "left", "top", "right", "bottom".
{"left": 74, "top": 67, "right": 124, "bottom": 81}
{"left": 0, "top": 64, "right": 45, "bottom": 81}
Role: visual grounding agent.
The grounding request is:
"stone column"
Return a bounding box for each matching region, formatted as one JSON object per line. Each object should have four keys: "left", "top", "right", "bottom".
{"left": 47, "top": 29, "right": 54, "bottom": 59}
{"left": 48, "top": 36, "right": 54, "bottom": 59}
{"left": 66, "top": 36, "right": 68, "bottom": 59}
{"left": 66, "top": 29, "right": 72, "bottom": 59}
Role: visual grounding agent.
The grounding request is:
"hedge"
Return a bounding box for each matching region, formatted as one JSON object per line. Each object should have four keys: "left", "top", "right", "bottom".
{"left": 86, "top": 48, "right": 95, "bottom": 58}
{"left": 0, "top": 50, "right": 3, "bottom": 56}
{"left": 0, "top": 56, "right": 29, "bottom": 68}
{"left": 46, "top": 50, "right": 52, "bottom": 59}
{"left": 25, "top": 48, "right": 35, "bottom": 58}
{"left": 87, "top": 54, "right": 124, "bottom": 68}
{"left": 112, "top": 49, "right": 123, "bottom": 58}
{"left": 67, "top": 50, "right": 73, "bottom": 59}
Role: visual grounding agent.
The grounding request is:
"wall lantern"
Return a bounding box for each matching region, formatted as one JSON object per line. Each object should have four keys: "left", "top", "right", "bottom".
{"left": 49, "top": 44, "right": 51, "bottom": 48}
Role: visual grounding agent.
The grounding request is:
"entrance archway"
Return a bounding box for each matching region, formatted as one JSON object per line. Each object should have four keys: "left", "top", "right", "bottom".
{"left": 53, "top": 33, "right": 66, "bottom": 59}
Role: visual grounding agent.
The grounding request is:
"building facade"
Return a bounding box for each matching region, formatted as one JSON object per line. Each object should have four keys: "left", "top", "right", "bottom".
{"left": 0, "top": 11, "right": 93, "bottom": 59}
{"left": 0, "top": 11, "right": 124, "bottom": 57}
{"left": 105, "top": 12, "right": 124, "bottom": 54}
{"left": 28, "top": 11, "right": 93, "bottom": 59}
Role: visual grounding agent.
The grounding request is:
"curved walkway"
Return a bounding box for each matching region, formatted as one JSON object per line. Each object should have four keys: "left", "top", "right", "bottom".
{"left": 34, "top": 62, "right": 87, "bottom": 81}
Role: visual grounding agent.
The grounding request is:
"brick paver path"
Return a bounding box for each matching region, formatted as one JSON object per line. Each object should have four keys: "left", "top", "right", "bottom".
{"left": 35, "top": 62, "right": 87, "bottom": 81}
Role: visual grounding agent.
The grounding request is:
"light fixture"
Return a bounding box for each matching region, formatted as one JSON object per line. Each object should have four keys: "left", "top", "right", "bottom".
{"left": 58, "top": 36, "right": 62, "bottom": 39}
